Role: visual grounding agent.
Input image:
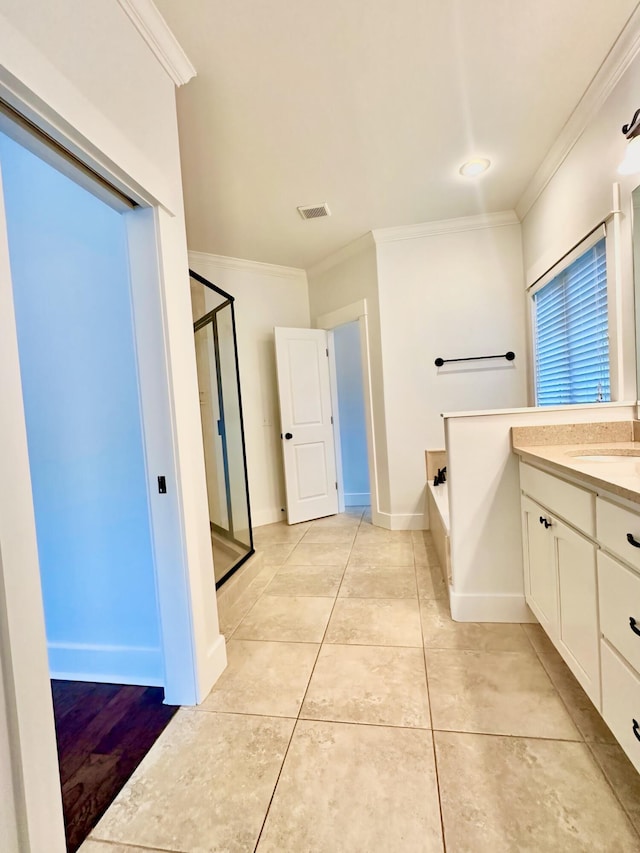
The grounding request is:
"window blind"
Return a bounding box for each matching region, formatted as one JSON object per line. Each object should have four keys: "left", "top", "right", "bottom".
{"left": 533, "top": 237, "right": 609, "bottom": 406}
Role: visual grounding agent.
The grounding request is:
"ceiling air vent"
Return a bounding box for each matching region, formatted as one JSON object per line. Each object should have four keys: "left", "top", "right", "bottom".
{"left": 297, "top": 203, "right": 331, "bottom": 220}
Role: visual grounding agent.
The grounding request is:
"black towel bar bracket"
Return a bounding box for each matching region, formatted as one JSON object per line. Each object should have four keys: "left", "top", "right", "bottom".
{"left": 435, "top": 351, "right": 515, "bottom": 367}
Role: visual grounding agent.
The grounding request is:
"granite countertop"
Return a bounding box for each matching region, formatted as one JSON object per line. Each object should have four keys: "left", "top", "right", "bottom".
{"left": 511, "top": 421, "right": 640, "bottom": 505}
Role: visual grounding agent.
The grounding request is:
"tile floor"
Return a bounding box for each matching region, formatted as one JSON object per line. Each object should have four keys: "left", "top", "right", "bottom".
{"left": 82, "top": 509, "right": 640, "bottom": 852}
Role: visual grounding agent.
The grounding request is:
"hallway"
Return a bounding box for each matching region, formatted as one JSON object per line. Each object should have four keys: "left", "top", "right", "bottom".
{"left": 81, "top": 510, "right": 640, "bottom": 851}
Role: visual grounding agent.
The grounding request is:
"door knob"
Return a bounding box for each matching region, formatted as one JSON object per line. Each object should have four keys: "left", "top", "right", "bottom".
{"left": 285, "top": 432, "right": 293, "bottom": 440}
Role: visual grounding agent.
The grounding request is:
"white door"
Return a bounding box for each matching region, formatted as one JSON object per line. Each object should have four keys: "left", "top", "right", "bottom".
{"left": 275, "top": 327, "right": 339, "bottom": 524}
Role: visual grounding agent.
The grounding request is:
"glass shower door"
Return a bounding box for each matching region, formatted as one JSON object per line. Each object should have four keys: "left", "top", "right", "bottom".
{"left": 192, "top": 272, "right": 253, "bottom": 587}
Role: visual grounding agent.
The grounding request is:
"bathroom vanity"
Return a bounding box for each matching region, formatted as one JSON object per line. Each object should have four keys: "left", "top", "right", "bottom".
{"left": 513, "top": 421, "right": 640, "bottom": 775}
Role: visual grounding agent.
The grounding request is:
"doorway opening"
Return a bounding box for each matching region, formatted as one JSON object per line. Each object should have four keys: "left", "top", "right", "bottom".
{"left": 191, "top": 270, "right": 254, "bottom": 587}
{"left": 0, "top": 122, "right": 177, "bottom": 849}
{"left": 331, "top": 321, "right": 371, "bottom": 510}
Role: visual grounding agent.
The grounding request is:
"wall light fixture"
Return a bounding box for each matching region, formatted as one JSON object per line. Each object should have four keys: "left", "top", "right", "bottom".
{"left": 618, "top": 109, "right": 640, "bottom": 175}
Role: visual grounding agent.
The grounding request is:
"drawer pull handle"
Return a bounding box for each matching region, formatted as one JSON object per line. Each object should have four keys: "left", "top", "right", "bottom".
{"left": 627, "top": 533, "right": 640, "bottom": 549}
{"left": 630, "top": 617, "right": 640, "bottom": 637}
{"left": 634, "top": 719, "right": 640, "bottom": 743}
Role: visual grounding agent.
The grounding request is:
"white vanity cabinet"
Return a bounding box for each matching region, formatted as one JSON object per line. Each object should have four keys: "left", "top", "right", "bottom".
{"left": 520, "top": 478, "right": 600, "bottom": 706}
{"left": 519, "top": 461, "right": 640, "bottom": 774}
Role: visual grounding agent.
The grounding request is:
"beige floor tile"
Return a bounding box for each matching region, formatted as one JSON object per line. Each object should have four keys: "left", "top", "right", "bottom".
{"left": 234, "top": 594, "right": 334, "bottom": 642}
{"left": 199, "top": 639, "right": 319, "bottom": 717}
{"left": 309, "top": 514, "right": 361, "bottom": 529}
{"left": 300, "top": 644, "right": 430, "bottom": 727}
{"left": 253, "top": 521, "right": 309, "bottom": 545}
{"left": 343, "top": 506, "right": 366, "bottom": 517}
{"left": 256, "top": 720, "right": 443, "bottom": 853}
{"left": 285, "top": 542, "right": 352, "bottom": 566}
{"left": 325, "top": 598, "right": 423, "bottom": 647}
{"left": 81, "top": 843, "right": 170, "bottom": 853}
{"left": 412, "top": 541, "right": 433, "bottom": 567}
{"left": 339, "top": 564, "right": 417, "bottom": 598}
{"left": 265, "top": 563, "right": 344, "bottom": 596}
{"left": 261, "top": 542, "right": 296, "bottom": 566}
{"left": 435, "top": 731, "right": 638, "bottom": 852}
{"left": 354, "top": 526, "right": 412, "bottom": 543}
{"left": 523, "top": 624, "right": 616, "bottom": 743}
{"left": 92, "top": 709, "right": 294, "bottom": 853}
{"left": 427, "top": 648, "right": 580, "bottom": 739}
{"left": 411, "top": 529, "right": 427, "bottom": 543}
{"left": 349, "top": 540, "right": 414, "bottom": 566}
{"left": 300, "top": 527, "right": 357, "bottom": 545}
{"left": 416, "top": 564, "right": 448, "bottom": 599}
{"left": 217, "top": 587, "right": 263, "bottom": 639}
{"left": 589, "top": 741, "right": 640, "bottom": 835}
{"left": 421, "top": 599, "right": 533, "bottom": 652}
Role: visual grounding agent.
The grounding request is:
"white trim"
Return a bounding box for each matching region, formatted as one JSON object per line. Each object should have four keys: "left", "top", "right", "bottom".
{"left": 200, "top": 634, "right": 228, "bottom": 704}
{"left": 117, "top": 0, "right": 196, "bottom": 86}
{"left": 449, "top": 590, "right": 536, "bottom": 623}
{"left": 316, "top": 299, "right": 368, "bottom": 330}
{"left": 441, "top": 400, "right": 636, "bottom": 420}
{"left": 314, "top": 301, "right": 380, "bottom": 529}
{"left": 326, "top": 331, "right": 346, "bottom": 514}
{"left": 516, "top": 6, "right": 640, "bottom": 220}
{"left": 374, "top": 510, "right": 425, "bottom": 531}
{"left": 188, "top": 250, "right": 307, "bottom": 282}
{"left": 372, "top": 210, "right": 520, "bottom": 244}
{"left": 527, "top": 224, "right": 607, "bottom": 295}
{"left": 307, "top": 232, "right": 376, "bottom": 278}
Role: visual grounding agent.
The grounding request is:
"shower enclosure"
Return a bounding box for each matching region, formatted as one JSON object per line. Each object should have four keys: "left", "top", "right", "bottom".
{"left": 191, "top": 270, "right": 254, "bottom": 587}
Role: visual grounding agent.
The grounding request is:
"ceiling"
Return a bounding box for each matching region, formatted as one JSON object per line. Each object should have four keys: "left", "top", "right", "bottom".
{"left": 155, "top": 0, "right": 639, "bottom": 270}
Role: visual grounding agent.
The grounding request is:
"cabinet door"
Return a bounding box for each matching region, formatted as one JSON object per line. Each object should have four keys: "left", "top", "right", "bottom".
{"left": 554, "top": 517, "right": 600, "bottom": 707}
{"left": 522, "top": 496, "right": 557, "bottom": 637}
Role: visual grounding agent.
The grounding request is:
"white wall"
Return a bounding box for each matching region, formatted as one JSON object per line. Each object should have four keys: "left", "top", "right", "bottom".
{"left": 445, "top": 402, "right": 637, "bottom": 623}
{"left": 189, "top": 253, "right": 310, "bottom": 526}
{"left": 0, "top": 131, "right": 162, "bottom": 684}
{"left": 0, "top": 2, "right": 222, "bottom": 846}
{"left": 375, "top": 216, "right": 528, "bottom": 528}
{"left": 308, "top": 236, "right": 392, "bottom": 523}
{"left": 333, "top": 321, "right": 370, "bottom": 505}
{"left": 520, "top": 46, "right": 640, "bottom": 403}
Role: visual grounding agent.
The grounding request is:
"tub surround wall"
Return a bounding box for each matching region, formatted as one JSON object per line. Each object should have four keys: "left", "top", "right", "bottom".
{"left": 443, "top": 402, "right": 637, "bottom": 623}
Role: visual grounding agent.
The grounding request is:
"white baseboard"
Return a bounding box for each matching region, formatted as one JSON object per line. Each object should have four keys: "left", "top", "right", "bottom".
{"left": 372, "top": 510, "right": 426, "bottom": 531}
{"left": 344, "top": 492, "right": 370, "bottom": 507}
{"left": 449, "top": 591, "right": 536, "bottom": 623}
{"left": 252, "top": 507, "right": 287, "bottom": 527}
{"left": 191, "top": 632, "right": 227, "bottom": 706}
{"left": 48, "top": 642, "right": 163, "bottom": 686}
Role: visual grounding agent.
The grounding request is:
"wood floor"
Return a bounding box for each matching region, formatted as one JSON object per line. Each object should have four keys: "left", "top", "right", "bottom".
{"left": 52, "top": 679, "right": 178, "bottom": 852}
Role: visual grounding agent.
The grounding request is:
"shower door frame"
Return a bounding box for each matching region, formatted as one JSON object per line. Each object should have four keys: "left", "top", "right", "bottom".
{"left": 191, "top": 269, "right": 255, "bottom": 588}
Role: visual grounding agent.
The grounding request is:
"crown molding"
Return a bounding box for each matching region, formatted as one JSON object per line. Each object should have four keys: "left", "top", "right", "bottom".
{"left": 117, "top": 0, "right": 196, "bottom": 86}
{"left": 372, "top": 210, "right": 520, "bottom": 244}
{"left": 516, "top": 6, "right": 640, "bottom": 220}
{"left": 307, "top": 232, "right": 376, "bottom": 278}
{"left": 188, "top": 250, "right": 307, "bottom": 281}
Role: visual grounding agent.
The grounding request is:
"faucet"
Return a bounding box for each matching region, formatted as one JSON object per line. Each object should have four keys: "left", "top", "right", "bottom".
{"left": 433, "top": 466, "right": 447, "bottom": 486}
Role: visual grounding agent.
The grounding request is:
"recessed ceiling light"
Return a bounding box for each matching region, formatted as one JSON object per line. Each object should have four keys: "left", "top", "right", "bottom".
{"left": 459, "top": 158, "right": 491, "bottom": 177}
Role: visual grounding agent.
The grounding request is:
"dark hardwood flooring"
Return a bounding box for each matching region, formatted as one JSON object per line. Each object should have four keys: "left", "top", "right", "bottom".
{"left": 51, "top": 679, "right": 178, "bottom": 852}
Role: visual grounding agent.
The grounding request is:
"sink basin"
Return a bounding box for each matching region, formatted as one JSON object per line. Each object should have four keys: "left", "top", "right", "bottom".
{"left": 572, "top": 455, "right": 636, "bottom": 462}
{"left": 569, "top": 449, "right": 640, "bottom": 462}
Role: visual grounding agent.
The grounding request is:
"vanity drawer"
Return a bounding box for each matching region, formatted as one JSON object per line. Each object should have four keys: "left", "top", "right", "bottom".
{"left": 519, "top": 463, "right": 594, "bottom": 536}
{"left": 601, "top": 641, "right": 640, "bottom": 775}
{"left": 598, "top": 552, "right": 640, "bottom": 673}
{"left": 596, "top": 497, "right": 640, "bottom": 572}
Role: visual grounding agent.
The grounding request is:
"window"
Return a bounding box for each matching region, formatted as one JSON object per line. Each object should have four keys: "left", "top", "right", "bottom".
{"left": 533, "top": 236, "right": 609, "bottom": 406}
